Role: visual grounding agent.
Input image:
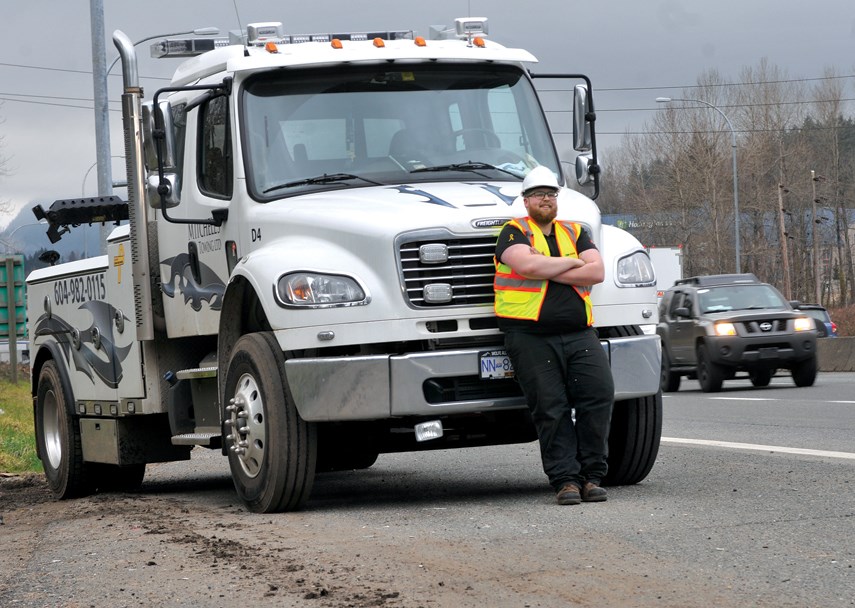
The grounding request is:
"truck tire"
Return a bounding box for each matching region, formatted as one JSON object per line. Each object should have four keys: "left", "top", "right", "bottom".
{"left": 603, "top": 392, "right": 662, "bottom": 486}
{"left": 660, "top": 350, "right": 681, "bottom": 392}
{"left": 223, "top": 332, "right": 317, "bottom": 513}
{"left": 697, "top": 343, "right": 724, "bottom": 392}
{"left": 35, "top": 360, "right": 94, "bottom": 499}
{"left": 598, "top": 325, "right": 662, "bottom": 486}
{"left": 791, "top": 356, "right": 817, "bottom": 387}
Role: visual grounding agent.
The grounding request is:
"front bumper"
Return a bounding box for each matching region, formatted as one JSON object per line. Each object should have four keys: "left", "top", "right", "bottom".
{"left": 283, "top": 333, "right": 661, "bottom": 421}
{"left": 705, "top": 334, "right": 816, "bottom": 368}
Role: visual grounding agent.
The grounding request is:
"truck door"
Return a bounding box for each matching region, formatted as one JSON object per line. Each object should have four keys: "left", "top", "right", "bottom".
{"left": 158, "top": 94, "right": 230, "bottom": 338}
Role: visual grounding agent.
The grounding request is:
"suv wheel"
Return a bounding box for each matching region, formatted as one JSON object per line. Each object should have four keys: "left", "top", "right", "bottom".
{"left": 697, "top": 343, "right": 724, "bottom": 392}
{"left": 749, "top": 369, "right": 772, "bottom": 387}
{"left": 791, "top": 356, "right": 817, "bottom": 387}
{"left": 660, "top": 350, "right": 681, "bottom": 392}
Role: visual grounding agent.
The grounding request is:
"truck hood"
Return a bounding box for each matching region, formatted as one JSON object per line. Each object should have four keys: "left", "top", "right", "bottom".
{"left": 246, "top": 181, "right": 603, "bottom": 243}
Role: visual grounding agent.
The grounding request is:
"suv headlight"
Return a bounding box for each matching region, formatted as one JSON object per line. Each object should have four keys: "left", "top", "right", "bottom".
{"left": 794, "top": 316, "right": 814, "bottom": 332}
{"left": 714, "top": 322, "right": 737, "bottom": 336}
{"left": 276, "top": 272, "right": 369, "bottom": 308}
{"left": 616, "top": 251, "right": 656, "bottom": 286}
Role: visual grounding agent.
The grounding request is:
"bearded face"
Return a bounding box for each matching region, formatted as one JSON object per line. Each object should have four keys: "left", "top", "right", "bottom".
{"left": 524, "top": 192, "right": 558, "bottom": 227}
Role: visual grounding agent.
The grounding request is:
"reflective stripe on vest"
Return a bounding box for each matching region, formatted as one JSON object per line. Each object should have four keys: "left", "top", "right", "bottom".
{"left": 494, "top": 217, "right": 594, "bottom": 324}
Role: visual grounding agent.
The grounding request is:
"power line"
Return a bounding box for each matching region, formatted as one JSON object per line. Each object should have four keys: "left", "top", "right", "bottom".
{"left": 0, "top": 96, "right": 121, "bottom": 112}
{"left": 0, "top": 60, "right": 171, "bottom": 80}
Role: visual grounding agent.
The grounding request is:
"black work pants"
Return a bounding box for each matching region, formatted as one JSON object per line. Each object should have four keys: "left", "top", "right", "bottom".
{"left": 505, "top": 327, "right": 614, "bottom": 490}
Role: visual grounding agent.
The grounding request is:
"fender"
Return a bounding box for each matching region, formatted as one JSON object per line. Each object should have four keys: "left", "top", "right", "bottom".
{"left": 31, "top": 340, "right": 77, "bottom": 461}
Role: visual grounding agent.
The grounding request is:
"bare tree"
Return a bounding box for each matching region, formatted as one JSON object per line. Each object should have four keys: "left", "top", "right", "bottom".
{"left": 809, "top": 68, "right": 854, "bottom": 306}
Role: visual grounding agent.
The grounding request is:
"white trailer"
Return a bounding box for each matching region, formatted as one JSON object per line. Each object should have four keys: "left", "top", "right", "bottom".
{"left": 648, "top": 246, "right": 684, "bottom": 298}
{"left": 27, "top": 18, "right": 662, "bottom": 512}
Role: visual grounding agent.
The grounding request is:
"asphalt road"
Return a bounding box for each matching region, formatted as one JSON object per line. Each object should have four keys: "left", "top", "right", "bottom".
{"left": 2, "top": 371, "right": 853, "bottom": 607}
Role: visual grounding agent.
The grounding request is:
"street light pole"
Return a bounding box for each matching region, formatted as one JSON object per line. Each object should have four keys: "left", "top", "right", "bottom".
{"left": 656, "top": 97, "right": 741, "bottom": 273}
{"left": 90, "top": 0, "right": 111, "bottom": 197}
{"left": 105, "top": 27, "right": 220, "bottom": 75}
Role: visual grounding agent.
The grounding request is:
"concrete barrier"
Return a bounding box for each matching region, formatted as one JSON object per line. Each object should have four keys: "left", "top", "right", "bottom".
{"left": 817, "top": 337, "right": 855, "bottom": 371}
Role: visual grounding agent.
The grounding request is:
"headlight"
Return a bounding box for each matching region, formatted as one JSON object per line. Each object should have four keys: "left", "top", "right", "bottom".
{"left": 616, "top": 251, "right": 655, "bottom": 286}
{"left": 794, "top": 316, "right": 814, "bottom": 332}
{"left": 276, "top": 272, "right": 368, "bottom": 308}
{"left": 714, "top": 322, "right": 737, "bottom": 336}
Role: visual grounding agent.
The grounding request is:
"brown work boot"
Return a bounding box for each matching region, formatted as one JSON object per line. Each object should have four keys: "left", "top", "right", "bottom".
{"left": 556, "top": 483, "right": 581, "bottom": 505}
{"left": 582, "top": 481, "right": 607, "bottom": 502}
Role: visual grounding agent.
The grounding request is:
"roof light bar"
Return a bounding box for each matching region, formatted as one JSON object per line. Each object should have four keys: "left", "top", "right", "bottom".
{"left": 245, "top": 21, "right": 414, "bottom": 46}
{"left": 150, "top": 37, "right": 220, "bottom": 58}
{"left": 150, "top": 21, "right": 421, "bottom": 58}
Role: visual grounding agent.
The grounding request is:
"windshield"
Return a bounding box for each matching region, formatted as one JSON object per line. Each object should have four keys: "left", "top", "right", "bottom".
{"left": 240, "top": 63, "right": 558, "bottom": 200}
{"left": 698, "top": 285, "right": 788, "bottom": 313}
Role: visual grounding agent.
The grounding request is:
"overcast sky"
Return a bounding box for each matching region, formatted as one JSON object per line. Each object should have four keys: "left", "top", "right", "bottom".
{"left": 2, "top": 0, "right": 855, "bottom": 235}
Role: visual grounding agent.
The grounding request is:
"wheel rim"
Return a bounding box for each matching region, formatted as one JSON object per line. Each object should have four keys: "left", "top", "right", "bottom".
{"left": 42, "top": 388, "right": 63, "bottom": 470}
{"left": 226, "top": 372, "right": 267, "bottom": 478}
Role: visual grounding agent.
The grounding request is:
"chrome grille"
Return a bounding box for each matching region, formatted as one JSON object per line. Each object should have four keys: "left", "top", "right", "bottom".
{"left": 742, "top": 319, "right": 787, "bottom": 334}
{"left": 400, "top": 235, "right": 497, "bottom": 307}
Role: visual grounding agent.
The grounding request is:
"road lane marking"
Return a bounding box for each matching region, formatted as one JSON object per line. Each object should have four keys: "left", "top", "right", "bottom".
{"left": 708, "top": 397, "right": 777, "bottom": 401}
{"left": 662, "top": 437, "right": 855, "bottom": 460}
{"left": 829, "top": 400, "right": 855, "bottom": 404}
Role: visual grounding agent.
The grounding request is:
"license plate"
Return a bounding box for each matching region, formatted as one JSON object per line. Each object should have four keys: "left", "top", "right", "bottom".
{"left": 479, "top": 349, "right": 515, "bottom": 379}
{"left": 759, "top": 347, "right": 778, "bottom": 359}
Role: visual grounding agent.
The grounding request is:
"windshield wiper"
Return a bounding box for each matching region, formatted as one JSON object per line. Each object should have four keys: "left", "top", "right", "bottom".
{"left": 263, "top": 173, "right": 382, "bottom": 194}
{"left": 410, "top": 162, "right": 523, "bottom": 179}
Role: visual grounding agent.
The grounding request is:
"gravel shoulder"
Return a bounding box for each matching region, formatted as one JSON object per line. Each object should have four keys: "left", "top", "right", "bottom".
{"left": 1, "top": 444, "right": 853, "bottom": 608}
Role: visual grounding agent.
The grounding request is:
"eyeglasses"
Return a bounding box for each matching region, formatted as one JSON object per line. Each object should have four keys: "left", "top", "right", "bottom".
{"left": 526, "top": 190, "right": 558, "bottom": 200}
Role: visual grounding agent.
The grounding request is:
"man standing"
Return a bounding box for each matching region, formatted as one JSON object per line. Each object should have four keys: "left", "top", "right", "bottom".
{"left": 494, "top": 166, "right": 614, "bottom": 505}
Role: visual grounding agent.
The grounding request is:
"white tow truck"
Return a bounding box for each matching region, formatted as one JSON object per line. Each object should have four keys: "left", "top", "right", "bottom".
{"left": 27, "top": 18, "right": 662, "bottom": 512}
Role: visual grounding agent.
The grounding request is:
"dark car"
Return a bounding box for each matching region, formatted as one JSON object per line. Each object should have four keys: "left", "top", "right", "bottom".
{"left": 657, "top": 274, "right": 818, "bottom": 392}
{"left": 795, "top": 304, "right": 838, "bottom": 338}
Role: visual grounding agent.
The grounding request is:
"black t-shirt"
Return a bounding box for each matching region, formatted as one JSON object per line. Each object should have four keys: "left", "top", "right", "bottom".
{"left": 495, "top": 221, "right": 597, "bottom": 334}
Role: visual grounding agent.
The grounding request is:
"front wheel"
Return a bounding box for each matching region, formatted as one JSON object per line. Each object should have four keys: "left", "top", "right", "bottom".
{"left": 35, "top": 360, "right": 94, "bottom": 498}
{"left": 603, "top": 392, "right": 662, "bottom": 486}
{"left": 223, "top": 332, "right": 317, "bottom": 513}
{"left": 697, "top": 343, "right": 724, "bottom": 392}
{"left": 791, "top": 356, "right": 817, "bottom": 387}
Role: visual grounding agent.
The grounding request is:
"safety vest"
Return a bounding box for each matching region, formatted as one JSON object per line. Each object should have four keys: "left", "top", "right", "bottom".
{"left": 494, "top": 217, "right": 594, "bottom": 324}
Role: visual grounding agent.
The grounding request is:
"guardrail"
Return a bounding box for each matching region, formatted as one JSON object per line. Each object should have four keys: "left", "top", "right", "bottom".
{"left": 817, "top": 337, "right": 855, "bottom": 372}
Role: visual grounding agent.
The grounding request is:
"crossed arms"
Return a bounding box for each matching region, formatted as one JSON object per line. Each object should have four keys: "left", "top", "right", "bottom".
{"left": 500, "top": 244, "right": 605, "bottom": 286}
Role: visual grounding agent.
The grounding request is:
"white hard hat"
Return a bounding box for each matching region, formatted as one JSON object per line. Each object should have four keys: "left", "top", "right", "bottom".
{"left": 521, "top": 166, "right": 560, "bottom": 195}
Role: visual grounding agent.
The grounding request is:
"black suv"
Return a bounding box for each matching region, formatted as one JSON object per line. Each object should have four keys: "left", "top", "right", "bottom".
{"left": 658, "top": 274, "right": 818, "bottom": 392}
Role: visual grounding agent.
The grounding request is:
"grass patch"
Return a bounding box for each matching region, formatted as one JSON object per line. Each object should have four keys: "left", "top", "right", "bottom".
{"left": 0, "top": 376, "right": 42, "bottom": 474}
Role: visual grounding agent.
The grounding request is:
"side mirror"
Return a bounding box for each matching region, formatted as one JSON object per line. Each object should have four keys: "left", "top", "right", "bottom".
{"left": 572, "top": 84, "right": 592, "bottom": 152}
{"left": 142, "top": 100, "right": 177, "bottom": 171}
{"left": 674, "top": 307, "right": 690, "bottom": 318}
{"left": 147, "top": 173, "right": 181, "bottom": 209}
{"left": 575, "top": 153, "right": 594, "bottom": 186}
